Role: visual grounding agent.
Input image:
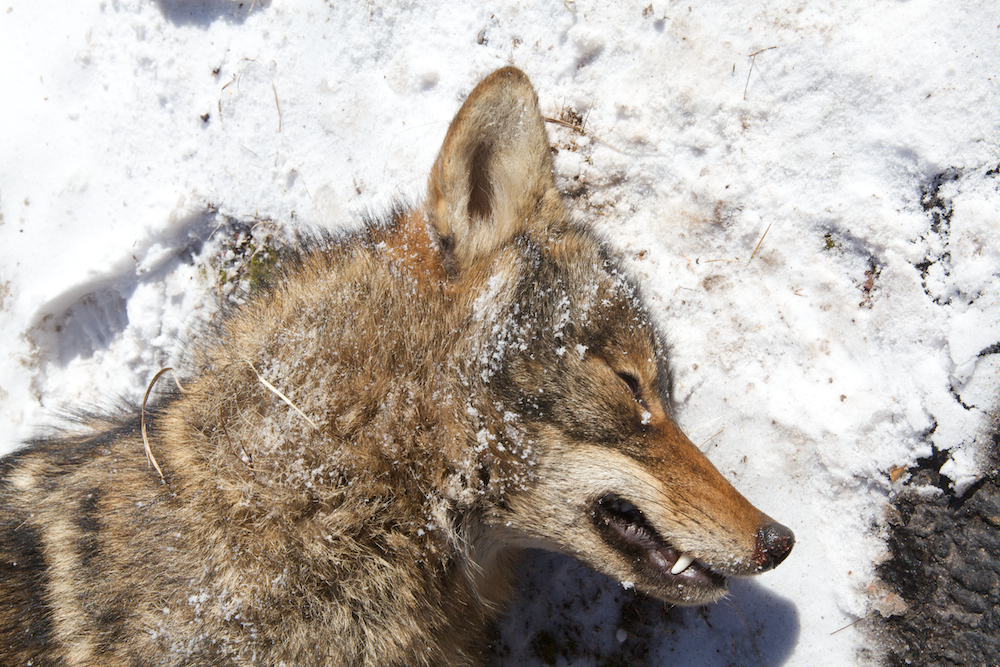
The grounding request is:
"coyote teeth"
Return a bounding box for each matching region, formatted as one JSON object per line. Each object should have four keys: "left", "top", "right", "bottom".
{"left": 671, "top": 553, "right": 696, "bottom": 575}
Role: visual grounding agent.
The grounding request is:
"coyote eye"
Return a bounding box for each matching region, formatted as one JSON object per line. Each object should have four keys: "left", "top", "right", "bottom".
{"left": 617, "top": 372, "right": 642, "bottom": 402}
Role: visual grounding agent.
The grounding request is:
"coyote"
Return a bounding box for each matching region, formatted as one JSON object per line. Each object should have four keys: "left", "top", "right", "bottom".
{"left": 0, "top": 67, "right": 793, "bottom": 666}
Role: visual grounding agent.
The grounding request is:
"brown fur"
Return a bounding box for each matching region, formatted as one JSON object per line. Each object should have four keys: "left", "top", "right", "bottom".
{"left": 0, "top": 68, "right": 792, "bottom": 666}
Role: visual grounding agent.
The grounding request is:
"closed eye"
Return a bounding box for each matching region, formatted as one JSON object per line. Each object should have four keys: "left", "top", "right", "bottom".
{"left": 617, "top": 372, "right": 642, "bottom": 402}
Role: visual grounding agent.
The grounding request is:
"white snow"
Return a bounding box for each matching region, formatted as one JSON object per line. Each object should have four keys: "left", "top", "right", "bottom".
{"left": 1, "top": 1, "right": 999, "bottom": 665}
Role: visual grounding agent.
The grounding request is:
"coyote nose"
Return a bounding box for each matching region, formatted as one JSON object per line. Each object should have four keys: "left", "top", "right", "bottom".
{"left": 755, "top": 521, "right": 795, "bottom": 572}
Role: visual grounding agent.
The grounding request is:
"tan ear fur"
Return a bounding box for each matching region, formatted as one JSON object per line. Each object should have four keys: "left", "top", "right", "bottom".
{"left": 427, "top": 67, "right": 565, "bottom": 276}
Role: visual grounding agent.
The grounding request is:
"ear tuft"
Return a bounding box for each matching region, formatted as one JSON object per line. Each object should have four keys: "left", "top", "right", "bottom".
{"left": 427, "top": 68, "right": 565, "bottom": 276}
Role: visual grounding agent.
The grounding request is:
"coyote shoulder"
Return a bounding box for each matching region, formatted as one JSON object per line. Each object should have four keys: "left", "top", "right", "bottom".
{"left": 0, "top": 67, "right": 793, "bottom": 666}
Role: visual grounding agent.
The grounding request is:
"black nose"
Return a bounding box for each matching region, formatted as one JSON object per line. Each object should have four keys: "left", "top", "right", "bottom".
{"left": 755, "top": 521, "right": 795, "bottom": 572}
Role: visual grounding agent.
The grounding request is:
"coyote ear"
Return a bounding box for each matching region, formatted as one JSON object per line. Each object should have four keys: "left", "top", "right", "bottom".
{"left": 427, "top": 67, "right": 565, "bottom": 276}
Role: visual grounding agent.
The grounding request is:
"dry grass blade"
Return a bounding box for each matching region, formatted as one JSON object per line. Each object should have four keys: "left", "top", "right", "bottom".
{"left": 744, "top": 46, "right": 778, "bottom": 101}
{"left": 544, "top": 116, "right": 579, "bottom": 131}
{"left": 748, "top": 223, "right": 772, "bottom": 264}
{"left": 698, "top": 427, "right": 726, "bottom": 450}
{"left": 141, "top": 367, "right": 172, "bottom": 483}
{"left": 543, "top": 115, "right": 623, "bottom": 153}
{"left": 244, "top": 360, "right": 319, "bottom": 430}
{"left": 271, "top": 80, "right": 282, "bottom": 133}
{"left": 169, "top": 368, "right": 190, "bottom": 393}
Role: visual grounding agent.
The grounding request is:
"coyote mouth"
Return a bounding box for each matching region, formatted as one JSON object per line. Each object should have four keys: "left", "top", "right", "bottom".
{"left": 591, "top": 494, "right": 727, "bottom": 593}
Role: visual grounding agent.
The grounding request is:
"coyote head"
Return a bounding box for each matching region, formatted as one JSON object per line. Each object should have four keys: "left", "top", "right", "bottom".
{"left": 427, "top": 68, "right": 793, "bottom": 606}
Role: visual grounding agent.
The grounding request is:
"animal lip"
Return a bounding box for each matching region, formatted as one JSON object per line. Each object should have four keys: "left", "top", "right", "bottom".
{"left": 591, "top": 494, "right": 728, "bottom": 590}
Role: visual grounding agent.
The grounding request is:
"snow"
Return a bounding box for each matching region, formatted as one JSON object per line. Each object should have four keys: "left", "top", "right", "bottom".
{"left": 1, "top": 1, "right": 998, "bottom": 665}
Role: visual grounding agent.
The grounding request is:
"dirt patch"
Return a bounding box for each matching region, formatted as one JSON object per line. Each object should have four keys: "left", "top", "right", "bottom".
{"left": 874, "top": 425, "right": 1000, "bottom": 666}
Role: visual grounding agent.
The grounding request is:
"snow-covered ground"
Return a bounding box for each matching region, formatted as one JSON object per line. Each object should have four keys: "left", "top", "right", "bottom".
{"left": 1, "top": 1, "right": 998, "bottom": 665}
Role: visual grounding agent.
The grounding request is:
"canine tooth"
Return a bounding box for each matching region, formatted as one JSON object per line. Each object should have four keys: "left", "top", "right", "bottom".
{"left": 671, "top": 553, "right": 695, "bottom": 575}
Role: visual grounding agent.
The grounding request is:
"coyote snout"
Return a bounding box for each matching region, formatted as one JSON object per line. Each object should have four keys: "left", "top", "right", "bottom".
{"left": 489, "top": 301, "right": 794, "bottom": 605}
{"left": 0, "top": 67, "right": 792, "bottom": 667}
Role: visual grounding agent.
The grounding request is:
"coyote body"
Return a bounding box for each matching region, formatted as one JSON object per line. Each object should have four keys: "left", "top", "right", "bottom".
{"left": 0, "top": 68, "right": 792, "bottom": 666}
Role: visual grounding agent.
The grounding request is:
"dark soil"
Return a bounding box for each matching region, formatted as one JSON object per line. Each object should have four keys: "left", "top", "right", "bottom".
{"left": 875, "top": 426, "right": 1000, "bottom": 666}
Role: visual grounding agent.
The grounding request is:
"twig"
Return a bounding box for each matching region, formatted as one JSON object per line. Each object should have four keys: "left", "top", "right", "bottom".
{"left": 748, "top": 223, "right": 772, "bottom": 264}
{"left": 830, "top": 616, "right": 868, "bottom": 635}
{"left": 726, "top": 599, "right": 764, "bottom": 666}
{"left": 244, "top": 360, "right": 319, "bottom": 430}
{"left": 543, "top": 116, "right": 623, "bottom": 153}
{"left": 141, "top": 368, "right": 173, "bottom": 483}
{"left": 744, "top": 46, "right": 778, "bottom": 101}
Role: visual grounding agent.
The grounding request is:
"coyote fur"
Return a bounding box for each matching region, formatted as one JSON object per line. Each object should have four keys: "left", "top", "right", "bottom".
{"left": 0, "top": 68, "right": 793, "bottom": 666}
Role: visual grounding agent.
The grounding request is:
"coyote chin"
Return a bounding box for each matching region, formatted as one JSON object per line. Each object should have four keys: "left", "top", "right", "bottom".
{"left": 0, "top": 67, "right": 793, "bottom": 666}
